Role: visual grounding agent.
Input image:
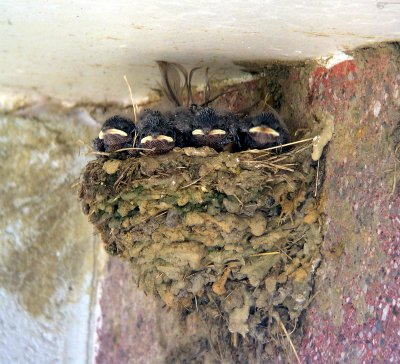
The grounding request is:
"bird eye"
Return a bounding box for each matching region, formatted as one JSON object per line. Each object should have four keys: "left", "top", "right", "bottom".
{"left": 192, "top": 129, "right": 205, "bottom": 136}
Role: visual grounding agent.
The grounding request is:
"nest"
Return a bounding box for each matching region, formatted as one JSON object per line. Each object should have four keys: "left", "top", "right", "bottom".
{"left": 79, "top": 142, "right": 323, "bottom": 362}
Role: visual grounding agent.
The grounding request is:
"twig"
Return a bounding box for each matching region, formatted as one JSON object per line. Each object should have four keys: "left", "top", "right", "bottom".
{"left": 70, "top": 181, "right": 80, "bottom": 189}
{"left": 223, "top": 289, "right": 235, "bottom": 301}
{"left": 91, "top": 146, "right": 154, "bottom": 156}
{"left": 136, "top": 210, "right": 168, "bottom": 225}
{"left": 288, "top": 320, "right": 298, "bottom": 336}
{"left": 201, "top": 88, "right": 239, "bottom": 107}
{"left": 123, "top": 75, "right": 138, "bottom": 123}
{"left": 91, "top": 151, "right": 111, "bottom": 156}
{"left": 154, "top": 210, "right": 168, "bottom": 218}
{"left": 208, "top": 294, "right": 225, "bottom": 322}
{"left": 232, "top": 193, "right": 243, "bottom": 206}
{"left": 272, "top": 312, "right": 301, "bottom": 364}
{"left": 114, "top": 163, "right": 136, "bottom": 189}
{"left": 277, "top": 246, "right": 293, "bottom": 261}
{"left": 240, "top": 138, "right": 314, "bottom": 154}
{"left": 266, "top": 164, "right": 295, "bottom": 172}
{"left": 132, "top": 130, "right": 138, "bottom": 149}
{"left": 241, "top": 160, "right": 296, "bottom": 173}
{"left": 232, "top": 332, "right": 238, "bottom": 348}
{"left": 115, "top": 146, "right": 153, "bottom": 152}
{"left": 250, "top": 251, "right": 280, "bottom": 257}
{"left": 179, "top": 176, "right": 204, "bottom": 190}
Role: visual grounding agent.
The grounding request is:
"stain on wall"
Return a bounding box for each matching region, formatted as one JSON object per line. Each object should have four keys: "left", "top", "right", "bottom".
{"left": 0, "top": 111, "right": 102, "bottom": 363}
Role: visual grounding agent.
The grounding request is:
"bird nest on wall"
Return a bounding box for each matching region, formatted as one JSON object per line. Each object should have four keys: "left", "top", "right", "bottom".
{"left": 79, "top": 139, "right": 326, "bottom": 362}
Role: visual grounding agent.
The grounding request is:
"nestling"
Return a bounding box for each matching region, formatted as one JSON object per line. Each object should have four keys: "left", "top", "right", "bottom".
{"left": 238, "top": 111, "right": 289, "bottom": 150}
{"left": 93, "top": 115, "right": 136, "bottom": 153}
{"left": 190, "top": 106, "right": 238, "bottom": 152}
{"left": 137, "top": 109, "right": 176, "bottom": 154}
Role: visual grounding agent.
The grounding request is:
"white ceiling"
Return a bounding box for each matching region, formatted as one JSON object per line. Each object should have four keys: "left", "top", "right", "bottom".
{"left": 0, "top": 0, "right": 399, "bottom": 103}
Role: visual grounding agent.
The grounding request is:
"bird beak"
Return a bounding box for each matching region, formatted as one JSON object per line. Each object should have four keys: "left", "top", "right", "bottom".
{"left": 140, "top": 135, "right": 154, "bottom": 144}
{"left": 192, "top": 129, "right": 226, "bottom": 136}
{"left": 192, "top": 129, "right": 205, "bottom": 136}
{"left": 99, "top": 129, "right": 128, "bottom": 139}
{"left": 156, "top": 135, "right": 174, "bottom": 142}
{"left": 249, "top": 126, "right": 280, "bottom": 137}
{"left": 140, "top": 135, "right": 174, "bottom": 144}
{"left": 209, "top": 129, "right": 226, "bottom": 135}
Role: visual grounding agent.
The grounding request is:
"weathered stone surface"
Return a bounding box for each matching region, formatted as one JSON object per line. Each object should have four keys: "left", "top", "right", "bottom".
{"left": 291, "top": 44, "right": 400, "bottom": 363}
{"left": 0, "top": 113, "right": 101, "bottom": 363}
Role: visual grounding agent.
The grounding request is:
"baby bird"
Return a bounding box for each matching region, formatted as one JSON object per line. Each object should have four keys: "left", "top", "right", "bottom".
{"left": 238, "top": 111, "right": 289, "bottom": 150}
{"left": 137, "top": 109, "right": 176, "bottom": 154}
{"left": 93, "top": 115, "right": 136, "bottom": 153}
{"left": 190, "top": 106, "right": 238, "bottom": 152}
{"left": 168, "top": 107, "right": 196, "bottom": 148}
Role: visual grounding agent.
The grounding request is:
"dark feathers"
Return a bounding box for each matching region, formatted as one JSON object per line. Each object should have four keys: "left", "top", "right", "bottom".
{"left": 94, "top": 115, "right": 135, "bottom": 153}
{"left": 190, "top": 106, "right": 238, "bottom": 151}
{"left": 169, "top": 107, "right": 195, "bottom": 148}
{"left": 156, "top": 61, "right": 187, "bottom": 107}
{"left": 238, "top": 112, "right": 289, "bottom": 150}
{"left": 137, "top": 109, "right": 176, "bottom": 154}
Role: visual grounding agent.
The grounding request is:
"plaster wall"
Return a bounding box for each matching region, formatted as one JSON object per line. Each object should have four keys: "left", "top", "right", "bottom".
{"left": 1, "top": 0, "right": 400, "bottom": 103}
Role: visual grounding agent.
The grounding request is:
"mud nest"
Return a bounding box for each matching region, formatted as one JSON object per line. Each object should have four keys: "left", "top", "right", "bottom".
{"left": 79, "top": 143, "right": 323, "bottom": 362}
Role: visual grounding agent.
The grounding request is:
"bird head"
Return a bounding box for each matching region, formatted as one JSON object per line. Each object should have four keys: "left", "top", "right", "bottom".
{"left": 138, "top": 110, "right": 175, "bottom": 154}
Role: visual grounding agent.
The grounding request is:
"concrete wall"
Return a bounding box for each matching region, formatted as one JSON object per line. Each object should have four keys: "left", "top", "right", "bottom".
{"left": 1, "top": 0, "right": 399, "bottom": 103}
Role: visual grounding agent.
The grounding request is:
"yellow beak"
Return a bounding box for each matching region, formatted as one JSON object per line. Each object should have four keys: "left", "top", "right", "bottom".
{"left": 140, "top": 135, "right": 174, "bottom": 144}
{"left": 99, "top": 128, "right": 128, "bottom": 139}
{"left": 249, "top": 126, "right": 280, "bottom": 137}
